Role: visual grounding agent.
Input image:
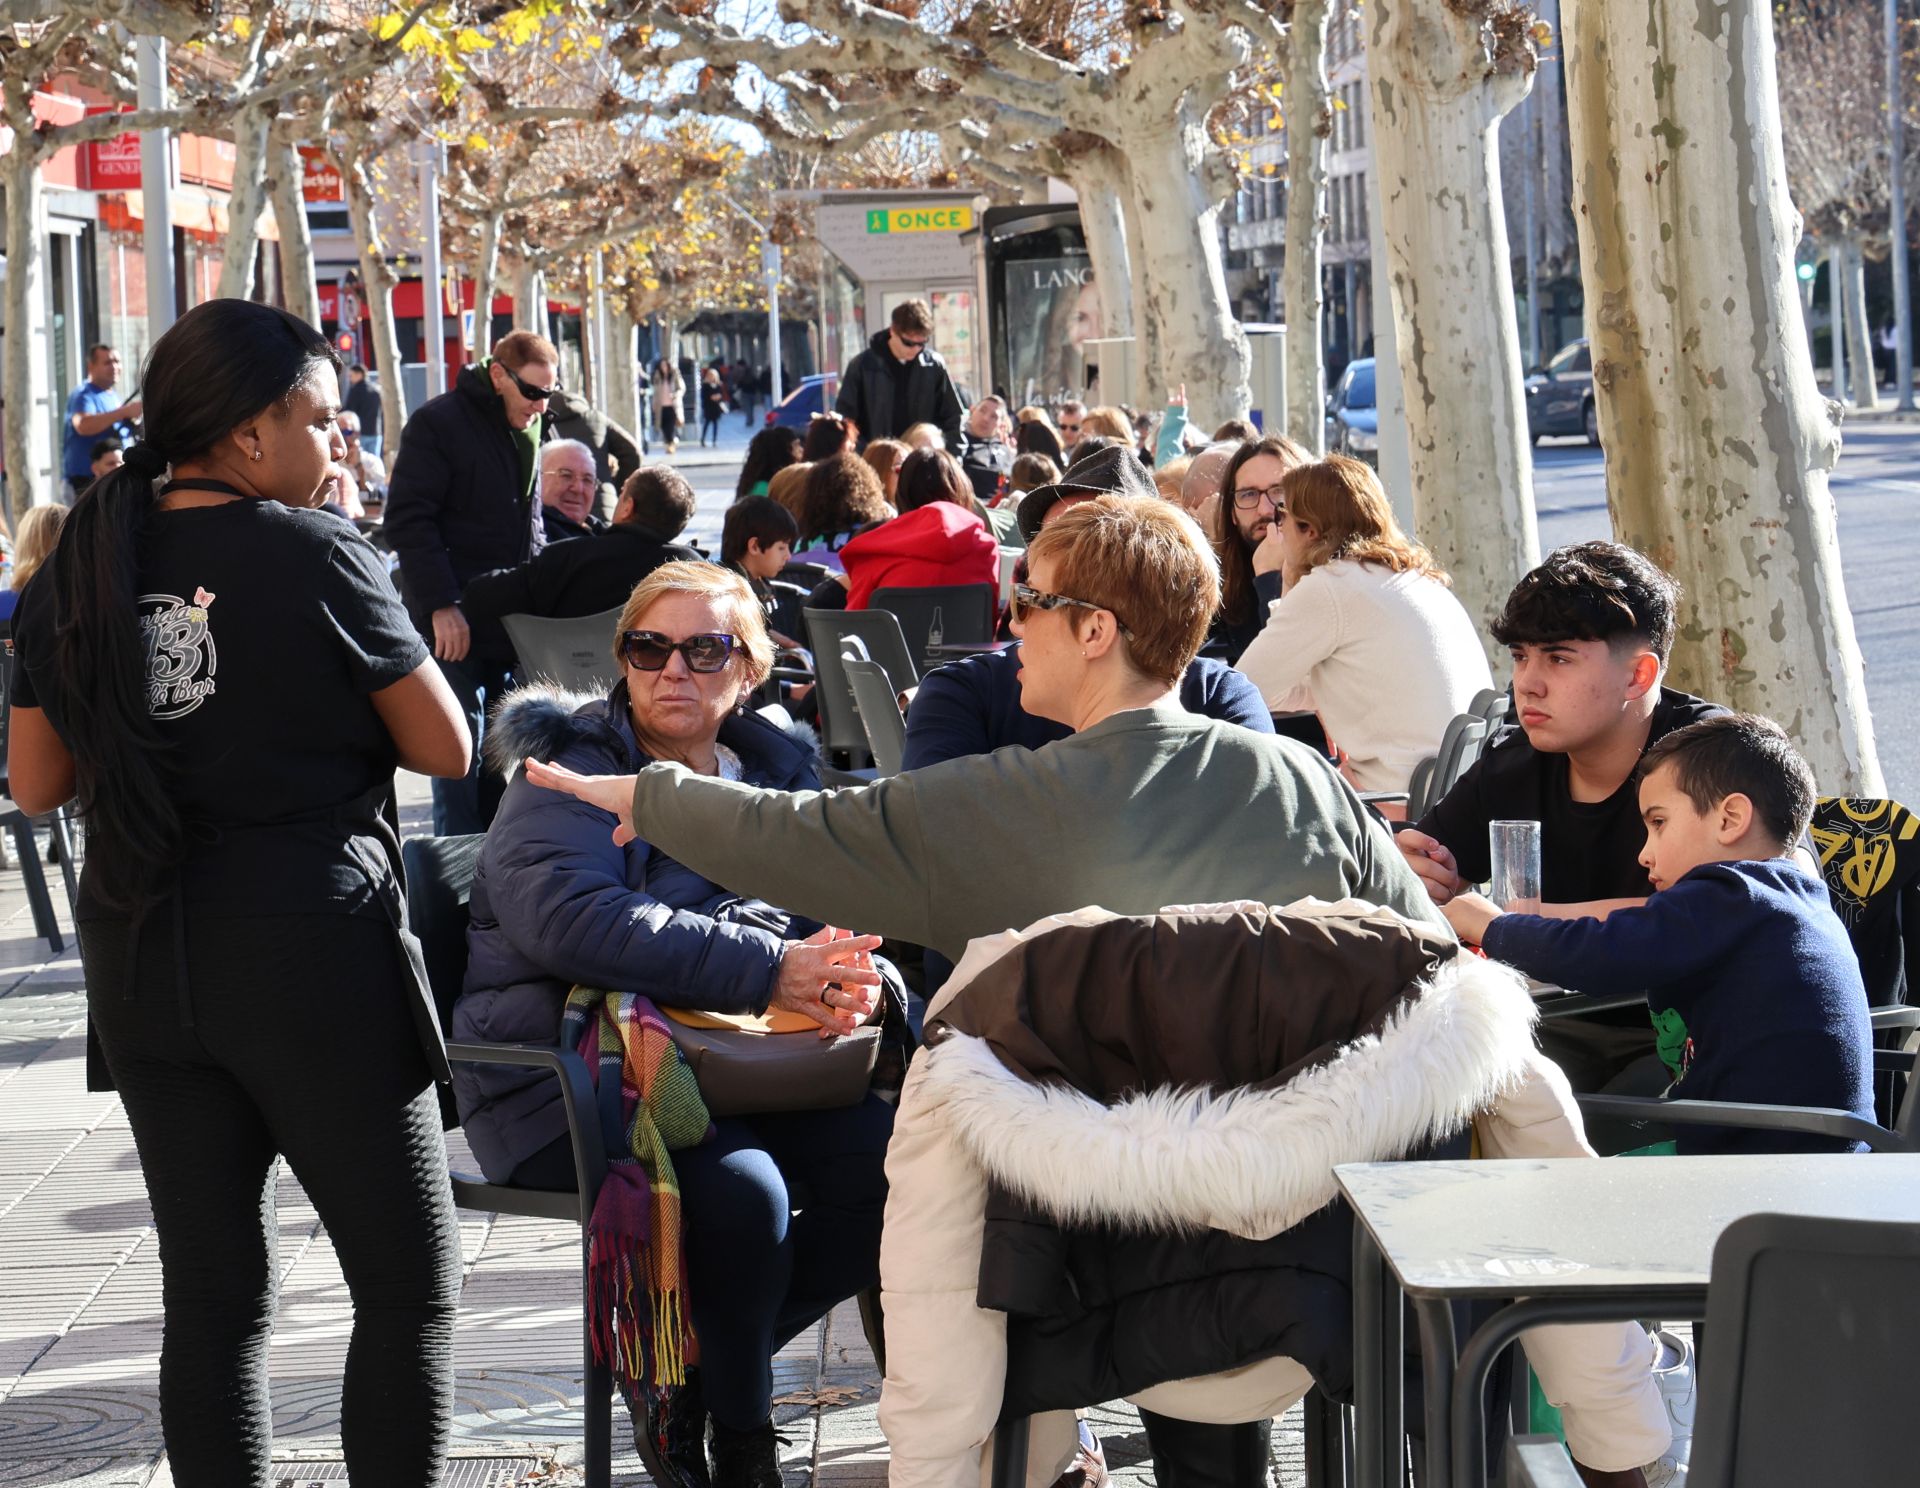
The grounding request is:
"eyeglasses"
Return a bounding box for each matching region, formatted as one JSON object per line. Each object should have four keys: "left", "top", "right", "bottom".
{"left": 618, "top": 630, "right": 741, "bottom": 673}
{"left": 503, "top": 365, "right": 560, "bottom": 403}
{"left": 1010, "top": 582, "right": 1135, "bottom": 641}
{"left": 1232, "top": 482, "right": 1286, "bottom": 510}
{"left": 1061, "top": 421, "right": 1083, "bottom": 433}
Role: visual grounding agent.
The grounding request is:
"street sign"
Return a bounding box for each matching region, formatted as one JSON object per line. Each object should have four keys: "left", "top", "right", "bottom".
{"left": 80, "top": 106, "right": 141, "bottom": 190}
{"left": 864, "top": 206, "right": 974, "bottom": 234}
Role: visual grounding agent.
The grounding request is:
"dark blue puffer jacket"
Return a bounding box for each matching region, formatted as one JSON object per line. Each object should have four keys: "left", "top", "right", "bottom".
{"left": 451, "top": 681, "right": 823, "bottom": 1179}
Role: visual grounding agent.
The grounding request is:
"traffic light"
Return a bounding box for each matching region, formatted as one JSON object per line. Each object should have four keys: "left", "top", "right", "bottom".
{"left": 1798, "top": 261, "right": 1817, "bottom": 282}
{"left": 336, "top": 330, "right": 357, "bottom": 359}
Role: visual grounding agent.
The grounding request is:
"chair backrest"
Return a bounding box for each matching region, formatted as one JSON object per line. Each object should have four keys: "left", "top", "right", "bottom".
{"left": 1430, "top": 714, "right": 1489, "bottom": 802}
{"left": 844, "top": 658, "right": 907, "bottom": 776}
{"left": 500, "top": 606, "right": 625, "bottom": 694}
{"left": 869, "top": 584, "right": 996, "bottom": 675}
{"left": 1405, "top": 755, "right": 1438, "bottom": 821}
{"left": 996, "top": 548, "right": 1022, "bottom": 608}
{"left": 1690, "top": 1212, "right": 1920, "bottom": 1488}
{"left": 806, "top": 608, "right": 917, "bottom": 761}
{"left": 402, "top": 833, "right": 485, "bottom": 1033}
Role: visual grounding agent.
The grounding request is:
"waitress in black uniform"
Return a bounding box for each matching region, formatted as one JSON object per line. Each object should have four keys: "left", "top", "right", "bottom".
{"left": 8, "top": 300, "right": 473, "bottom": 1488}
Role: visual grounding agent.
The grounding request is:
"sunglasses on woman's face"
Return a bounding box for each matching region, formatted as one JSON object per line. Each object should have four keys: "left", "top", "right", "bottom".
{"left": 618, "top": 630, "right": 740, "bottom": 673}
{"left": 1010, "top": 583, "right": 1136, "bottom": 641}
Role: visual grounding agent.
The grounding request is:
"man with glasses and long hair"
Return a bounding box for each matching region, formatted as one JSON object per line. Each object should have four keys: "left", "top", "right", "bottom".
{"left": 386, "top": 328, "right": 559, "bottom": 833}
{"left": 834, "top": 299, "right": 964, "bottom": 452}
{"left": 1208, "top": 434, "right": 1310, "bottom": 664}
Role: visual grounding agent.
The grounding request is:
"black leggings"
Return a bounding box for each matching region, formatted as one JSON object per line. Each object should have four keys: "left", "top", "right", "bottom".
{"left": 85, "top": 913, "right": 461, "bottom": 1488}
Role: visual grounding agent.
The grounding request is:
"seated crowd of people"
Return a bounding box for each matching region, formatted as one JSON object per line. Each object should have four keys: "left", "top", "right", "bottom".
{"left": 26, "top": 309, "right": 1884, "bottom": 1488}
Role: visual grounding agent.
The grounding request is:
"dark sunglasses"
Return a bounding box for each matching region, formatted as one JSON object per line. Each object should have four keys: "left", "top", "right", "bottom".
{"left": 896, "top": 335, "right": 929, "bottom": 350}
{"left": 504, "top": 364, "right": 560, "bottom": 402}
{"left": 618, "top": 630, "right": 741, "bottom": 673}
{"left": 1010, "top": 582, "right": 1135, "bottom": 641}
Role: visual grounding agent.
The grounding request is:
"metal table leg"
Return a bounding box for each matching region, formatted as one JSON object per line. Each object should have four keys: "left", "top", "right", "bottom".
{"left": 1413, "top": 1298, "right": 1457, "bottom": 1488}
{"left": 1352, "top": 1224, "right": 1387, "bottom": 1487}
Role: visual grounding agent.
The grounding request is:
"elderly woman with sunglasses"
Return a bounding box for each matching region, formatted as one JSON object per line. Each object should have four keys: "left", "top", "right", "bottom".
{"left": 452, "top": 560, "right": 893, "bottom": 1488}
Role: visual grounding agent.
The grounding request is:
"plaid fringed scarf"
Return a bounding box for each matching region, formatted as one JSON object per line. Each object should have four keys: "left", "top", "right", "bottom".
{"left": 563, "top": 986, "right": 713, "bottom": 1398}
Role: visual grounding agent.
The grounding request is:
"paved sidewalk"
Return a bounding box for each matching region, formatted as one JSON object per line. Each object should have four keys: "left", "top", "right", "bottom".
{"left": 0, "top": 775, "right": 1307, "bottom": 1487}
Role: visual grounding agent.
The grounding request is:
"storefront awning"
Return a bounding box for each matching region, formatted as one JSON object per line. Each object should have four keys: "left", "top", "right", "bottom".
{"left": 99, "top": 187, "right": 278, "bottom": 243}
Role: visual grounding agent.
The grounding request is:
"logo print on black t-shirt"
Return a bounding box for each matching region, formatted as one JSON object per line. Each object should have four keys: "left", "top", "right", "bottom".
{"left": 139, "top": 588, "right": 218, "bottom": 719}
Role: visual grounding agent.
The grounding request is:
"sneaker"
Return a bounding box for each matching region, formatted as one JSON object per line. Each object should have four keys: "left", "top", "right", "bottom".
{"left": 620, "top": 1370, "right": 712, "bottom": 1488}
{"left": 708, "top": 1417, "right": 783, "bottom": 1488}
{"left": 1651, "top": 1327, "right": 1695, "bottom": 1468}
{"left": 1051, "top": 1420, "right": 1108, "bottom": 1488}
{"left": 1642, "top": 1457, "right": 1685, "bottom": 1488}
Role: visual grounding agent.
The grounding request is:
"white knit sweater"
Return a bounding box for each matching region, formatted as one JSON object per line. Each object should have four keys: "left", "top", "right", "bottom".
{"left": 1234, "top": 559, "right": 1493, "bottom": 792}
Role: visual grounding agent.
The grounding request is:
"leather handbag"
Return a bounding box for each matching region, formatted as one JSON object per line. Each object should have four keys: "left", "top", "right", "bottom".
{"left": 662, "top": 1005, "right": 881, "bottom": 1117}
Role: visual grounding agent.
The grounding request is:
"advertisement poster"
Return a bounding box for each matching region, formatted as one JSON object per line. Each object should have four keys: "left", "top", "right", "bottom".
{"left": 1002, "top": 254, "right": 1103, "bottom": 406}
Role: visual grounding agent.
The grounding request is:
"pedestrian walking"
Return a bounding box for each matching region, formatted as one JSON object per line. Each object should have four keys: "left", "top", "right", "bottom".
{"left": 8, "top": 298, "right": 471, "bottom": 1488}
{"left": 700, "top": 368, "right": 727, "bottom": 446}
{"left": 652, "top": 358, "right": 686, "bottom": 455}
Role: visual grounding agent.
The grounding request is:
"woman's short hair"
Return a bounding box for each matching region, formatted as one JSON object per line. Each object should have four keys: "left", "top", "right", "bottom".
{"left": 1025, "top": 495, "right": 1220, "bottom": 686}
{"left": 11, "top": 504, "right": 65, "bottom": 593}
{"left": 862, "top": 438, "right": 910, "bottom": 492}
{"left": 1212, "top": 417, "right": 1259, "bottom": 443}
{"left": 895, "top": 448, "right": 973, "bottom": 513}
{"left": 1280, "top": 456, "right": 1448, "bottom": 584}
{"left": 802, "top": 412, "right": 857, "bottom": 461}
{"left": 616, "top": 560, "right": 775, "bottom": 691}
{"left": 799, "top": 454, "right": 891, "bottom": 545}
{"left": 900, "top": 422, "right": 945, "bottom": 451}
{"left": 1009, "top": 453, "right": 1061, "bottom": 495}
{"left": 766, "top": 462, "right": 812, "bottom": 517}
{"left": 1079, "top": 406, "right": 1133, "bottom": 442}
{"left": 721, "top": 495, "right": 799, "bottom": 565}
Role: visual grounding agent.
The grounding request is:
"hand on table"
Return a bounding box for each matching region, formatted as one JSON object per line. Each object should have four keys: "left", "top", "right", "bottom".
{"left": 1441, "top": 892, "right": 1503, "bottom": 947}
{"left": 522, "top": 757, "right": 641, "bottom": 845}
{"left": 1394, "top": 828, "right": 1466, "bottom": 904}
{"left": 776, "top": 926, "right": 885, "bottom": 1037}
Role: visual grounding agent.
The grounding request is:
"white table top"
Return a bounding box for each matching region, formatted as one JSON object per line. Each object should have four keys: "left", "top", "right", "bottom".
{"left": 1336, "top": 1154, "right": 1920, "bottom": 1298}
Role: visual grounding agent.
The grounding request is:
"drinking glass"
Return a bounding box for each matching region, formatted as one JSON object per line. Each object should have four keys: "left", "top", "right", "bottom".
{"left": 1489, "top": 820, "right": 1542, "bottom": 914}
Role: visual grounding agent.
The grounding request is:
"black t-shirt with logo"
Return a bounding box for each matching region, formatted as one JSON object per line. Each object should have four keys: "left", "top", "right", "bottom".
{"left": 1412, "top": 688, "right": 1728, "bottom": 903}
{"left": 12, "top": 499, "right": 428, "bottom": 921}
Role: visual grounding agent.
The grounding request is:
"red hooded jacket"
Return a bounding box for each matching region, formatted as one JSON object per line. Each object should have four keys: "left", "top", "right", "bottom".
{"left": 840, "top": 501, "right": 1000, "bottom": 611}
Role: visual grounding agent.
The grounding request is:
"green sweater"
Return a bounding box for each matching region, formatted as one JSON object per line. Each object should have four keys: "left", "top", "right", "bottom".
{"left": 629, "top": 700, "right": 1446, "bottom": 959}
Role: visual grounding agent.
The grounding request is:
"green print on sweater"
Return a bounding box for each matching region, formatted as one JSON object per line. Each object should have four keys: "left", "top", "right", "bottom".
{"left": 1651, "top": 1004, "right": 1691, "bottom": 1082}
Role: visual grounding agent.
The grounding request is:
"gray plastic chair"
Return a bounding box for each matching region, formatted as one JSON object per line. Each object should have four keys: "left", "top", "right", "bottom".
{"left": 804, "top": 608, "right": 920, "bottom": 767}
{"left": 500, "top": 606, "right": 626, "bottom": 694}
{"left": 870, "top": 584, "right": 996, "bottom": 675}
{"left": 844, "top": 658, "right": 907, "bottom": 777}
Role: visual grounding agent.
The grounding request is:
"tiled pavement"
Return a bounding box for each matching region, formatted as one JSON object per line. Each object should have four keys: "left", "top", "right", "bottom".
{"left": 0, "top": 777, "right": 1307, "bottom": 1487}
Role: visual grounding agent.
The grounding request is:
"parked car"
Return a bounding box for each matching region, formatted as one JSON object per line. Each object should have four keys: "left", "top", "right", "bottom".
{"left": 1525, "top": 339, "right": 1600, "bottom": 445}
{"left": 766, "top": 374, "right": 840, "bottom": 431}
{"left": 1325, "top": 357, "right": 1378, "bottom": 465}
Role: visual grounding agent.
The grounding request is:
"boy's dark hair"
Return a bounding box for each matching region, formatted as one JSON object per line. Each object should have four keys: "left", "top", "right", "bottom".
{"left": 1637, "top": 713, "right": 1815, "bottom": 848}
{"left": 890, "top": 299, "right": 933, "bottom": 336}
{"left": 90, "top": 436, "right": 125, "bottom": 463}
{"left": 618, "top": 467, "right": 697, "bottom": 538}
{"left": 1490, "top": 541, "right": 1680, "bottom": 660}
{"left": 722, "top": 495, "right": 798, "bottom": 564}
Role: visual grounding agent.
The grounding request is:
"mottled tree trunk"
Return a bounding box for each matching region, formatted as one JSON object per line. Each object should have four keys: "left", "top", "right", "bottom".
{"left": 3, "top": 138, "right": 49, "bottom": 524}
{"left": 1063, "top": 143, "right": 1140, "bottom": 403}
{"left": 1563, "top": 0, "right": 1881, "bottom": 790}
{"left": 1285, "top": 0, "right": 1333, "bottom": 451}
{"left": 215, "top": 106, "right": 271, "bottom": 302}
{"left": 1124, "top": 112, "right": 1252, "bottom": 430}
{"left": 508, "top": 258, "right": 543, "bottom": 339}
{"left": 343, "top": 144, "right": 408, "bottom": 445}
{"left": 606, "top": 311, "right": 641, "bottom": 438}
{"left": 1368, "top": 0, "right": 1541, "bottom": 654}
{"left": 471, "top": 212, "right": 503, "bottom": 365}
{"left": 267, "top": 121, "right": 320, "bottom": 326}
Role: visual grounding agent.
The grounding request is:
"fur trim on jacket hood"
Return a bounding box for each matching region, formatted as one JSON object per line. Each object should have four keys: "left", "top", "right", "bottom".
{"left": 916, "top": 901, "right": 1538, "bottom": 1242}
{"left": 482, "top": 681, "right": 820, "bottom": 779}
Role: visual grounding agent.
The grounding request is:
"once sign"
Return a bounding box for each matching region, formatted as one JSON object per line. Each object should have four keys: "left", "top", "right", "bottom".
{"left": 864, "top": 207, "right": 974, "bottom": 235}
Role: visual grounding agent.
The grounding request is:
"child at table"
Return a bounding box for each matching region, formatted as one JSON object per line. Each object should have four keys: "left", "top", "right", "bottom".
{"left": 1443, "top": 713, "right": 1873, "bottom": 1155}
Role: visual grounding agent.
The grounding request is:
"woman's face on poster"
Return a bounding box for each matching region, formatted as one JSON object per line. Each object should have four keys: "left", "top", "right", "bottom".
{"left": 1068, "top": 280, "right": 1103, "bottom": 352}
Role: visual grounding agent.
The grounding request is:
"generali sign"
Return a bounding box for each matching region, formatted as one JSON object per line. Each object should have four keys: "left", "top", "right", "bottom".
{"left": 79, "top": 105, "right": 140, "bottom": 190}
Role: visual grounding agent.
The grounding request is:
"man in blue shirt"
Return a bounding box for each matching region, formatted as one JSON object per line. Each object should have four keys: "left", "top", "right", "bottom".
{"left": 64, "top": 344, "right": 141, "bottom": 501}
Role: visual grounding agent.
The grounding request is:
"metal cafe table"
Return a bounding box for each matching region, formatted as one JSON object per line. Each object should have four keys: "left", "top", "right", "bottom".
{"left": 1337, "top": 1153, "right": 1920, "bottom": 1488}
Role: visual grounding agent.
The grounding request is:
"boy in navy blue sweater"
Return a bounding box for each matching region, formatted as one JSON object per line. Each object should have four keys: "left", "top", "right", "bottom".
{"left": 1443, "top": 713, "right": 1873, "bottom": 1154}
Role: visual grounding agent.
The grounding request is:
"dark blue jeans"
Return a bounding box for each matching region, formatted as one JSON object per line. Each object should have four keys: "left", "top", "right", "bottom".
{"left": 515, "top": 1092, "right": 894, "bottom": 1428}
{"left": 430, "top": 653, "right": 511, "bottom": 836}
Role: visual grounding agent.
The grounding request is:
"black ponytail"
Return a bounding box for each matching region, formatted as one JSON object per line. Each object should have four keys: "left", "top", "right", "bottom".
{"left": 47, "top": 299, "right": 339, "bottom": 913}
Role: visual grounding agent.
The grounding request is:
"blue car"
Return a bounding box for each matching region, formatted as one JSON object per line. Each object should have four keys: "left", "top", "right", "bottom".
{"left": 1325, "top": 358, "right": 1378, "bottom": 465}
{"left": 1524, "top": 339, "right": 1599, "bottom": 445}
{"left": 765, "top": 374, "right": 840, "bottom": 431}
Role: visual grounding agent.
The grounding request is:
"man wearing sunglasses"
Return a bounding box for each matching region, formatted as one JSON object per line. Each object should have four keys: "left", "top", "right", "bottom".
{"left": 386, "top": 328, "right": 560, "bottom": 835}
{"left": 833, "top": 299, "right": 964, "bottom": 453}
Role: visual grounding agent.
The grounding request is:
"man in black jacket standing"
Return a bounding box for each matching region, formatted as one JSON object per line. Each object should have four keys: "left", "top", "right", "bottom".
{"left": 834, "top": 299, "right": 964, "bottom": 451}
{"left": 385, "top": 329, "right": 556, "bottom": 834}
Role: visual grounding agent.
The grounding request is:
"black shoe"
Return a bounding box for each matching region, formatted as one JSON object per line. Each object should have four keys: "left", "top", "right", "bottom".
{"left": 708, "top": 1417, "right": 782, "bottom": 1488}
{"left": 621, "top": 1370, "right": 712, "bottom": 1488}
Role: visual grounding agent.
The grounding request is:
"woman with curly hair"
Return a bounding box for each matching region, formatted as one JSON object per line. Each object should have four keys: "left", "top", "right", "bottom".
{"left": 796, "top": 453, "right": 892, "bottom": 555}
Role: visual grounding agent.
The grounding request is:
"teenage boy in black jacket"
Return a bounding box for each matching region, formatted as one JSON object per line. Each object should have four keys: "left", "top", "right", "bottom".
{"left": 834, "top": 299, "right": 964, "bottom": 451}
